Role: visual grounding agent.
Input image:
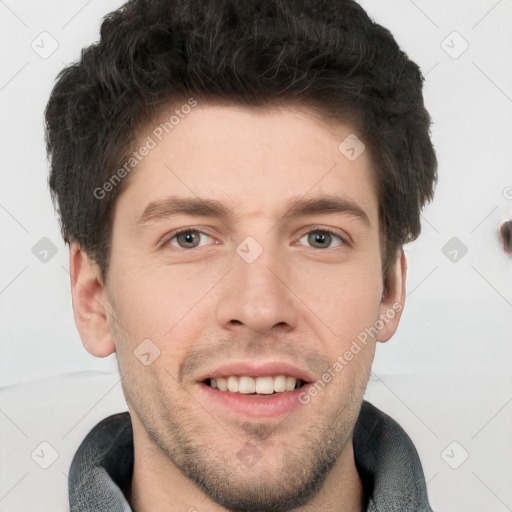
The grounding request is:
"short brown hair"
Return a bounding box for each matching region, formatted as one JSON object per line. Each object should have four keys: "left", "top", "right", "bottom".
{"left": 45, "top": 0, "right": 437, "bottom": 282}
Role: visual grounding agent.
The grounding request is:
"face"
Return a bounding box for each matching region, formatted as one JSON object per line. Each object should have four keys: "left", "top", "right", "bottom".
{"left": 73, "top": 103, "right": 404, "bottom": 510}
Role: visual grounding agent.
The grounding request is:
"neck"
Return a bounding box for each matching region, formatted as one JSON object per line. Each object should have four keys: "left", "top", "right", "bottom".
{"left": 128, "top": 423, "right": 365, "bottom": 512}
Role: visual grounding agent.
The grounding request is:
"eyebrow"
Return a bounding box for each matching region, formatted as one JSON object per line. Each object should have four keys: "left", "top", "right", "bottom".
{"left": 136, "top": 194, "right": 371, "bottom": 228}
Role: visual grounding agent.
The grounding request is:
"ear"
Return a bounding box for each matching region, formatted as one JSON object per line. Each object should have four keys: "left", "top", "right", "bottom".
{"left": 69, "top": 242, "right": 116, "bottom": 357}
{"left": 377, "top": 248, "right": 407, "bottom": 343}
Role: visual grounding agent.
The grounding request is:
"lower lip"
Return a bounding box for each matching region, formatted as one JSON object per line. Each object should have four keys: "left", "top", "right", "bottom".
{"left": 198, "top": 382, "right": 311, "bottom": 418}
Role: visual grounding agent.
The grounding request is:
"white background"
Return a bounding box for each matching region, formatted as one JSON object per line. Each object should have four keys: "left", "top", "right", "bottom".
{"left": 1, "top": 0, "right": 511, "bottom": 510}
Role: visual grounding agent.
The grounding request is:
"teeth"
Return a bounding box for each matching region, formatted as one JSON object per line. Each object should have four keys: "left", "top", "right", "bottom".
{"left": 216, "top": 377, "right": 227, "bottom": 391}
{"left": 286, "top": 376, "right": 296, "bottom": 391}
{"left": 274, "top": 375, "right": 287, "bottom": 392}
{"left": 227, "top": 376, "right": 239, "bottom": 393}
{"left": 239, "top": 376, "right": 256, "bottom": 394}
{"left": 208, "top": 375, "right": 301, "bottom": 394}
{"left": 255, "top": 376, "right": 274, "bottom": 394}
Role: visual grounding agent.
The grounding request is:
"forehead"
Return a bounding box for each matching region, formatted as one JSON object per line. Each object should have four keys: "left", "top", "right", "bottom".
{"left": 116, "top": 103, "right": 379, "bottom": 226}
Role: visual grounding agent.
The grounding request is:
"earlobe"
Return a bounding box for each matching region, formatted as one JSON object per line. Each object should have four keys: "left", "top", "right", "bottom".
{"left": 377, "top": 249, "right": 407, "bottom": 343}
{"left": 69, "top": 242, "right": 116, "bottom": 357}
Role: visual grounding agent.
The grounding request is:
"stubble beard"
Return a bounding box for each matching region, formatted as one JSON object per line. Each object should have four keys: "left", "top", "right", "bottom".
{"left": 122, "top": 366, "right": 369, "bottom": 512}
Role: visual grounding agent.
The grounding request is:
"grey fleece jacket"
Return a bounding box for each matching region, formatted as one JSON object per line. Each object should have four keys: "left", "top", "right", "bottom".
{"left": 69, "top": 400, "right": 434, "bottom": 511}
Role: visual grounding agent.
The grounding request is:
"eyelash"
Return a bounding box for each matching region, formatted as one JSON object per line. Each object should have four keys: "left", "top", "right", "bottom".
{"left": 163, "top": 227, "right": 347, "bottom": 251}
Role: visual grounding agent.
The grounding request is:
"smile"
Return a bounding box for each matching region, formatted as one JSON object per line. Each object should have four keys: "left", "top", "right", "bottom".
{"left": 197, "top": 361, "right": 314, "bottom": 417}
{"left": 207, "top": 375, "right": 305, "bottom": 395}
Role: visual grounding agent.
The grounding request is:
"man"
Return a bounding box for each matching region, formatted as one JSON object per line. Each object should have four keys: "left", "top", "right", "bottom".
{"left": 45, "top": 0, "right": 437, "bottom": 510}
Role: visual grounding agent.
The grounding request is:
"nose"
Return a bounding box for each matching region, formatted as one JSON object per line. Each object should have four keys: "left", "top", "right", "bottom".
{"left": 215, "top": 244, "right": 299, "bottom": 336}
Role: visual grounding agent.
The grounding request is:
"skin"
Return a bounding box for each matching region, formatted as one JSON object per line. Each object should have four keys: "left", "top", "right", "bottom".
{"left": 70, "top": 103, "right": 406, "bottom": 512}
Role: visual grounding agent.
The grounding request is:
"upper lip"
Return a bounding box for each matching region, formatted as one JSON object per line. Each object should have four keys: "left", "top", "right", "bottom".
{"left": 197, "top": 360, "right": 316, "bottom": 383}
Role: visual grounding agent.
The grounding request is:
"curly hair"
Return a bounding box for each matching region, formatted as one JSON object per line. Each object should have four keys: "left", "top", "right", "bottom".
{"left": 45, "top": 0, "right": 437, "bottom": 283}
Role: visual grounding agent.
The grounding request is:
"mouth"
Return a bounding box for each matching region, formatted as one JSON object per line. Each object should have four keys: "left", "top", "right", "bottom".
{"left": 197, "top": 361, "right": 314, "bottom": 418}
{"left": 205, "top": 375, "right": 306, "bottom": 395}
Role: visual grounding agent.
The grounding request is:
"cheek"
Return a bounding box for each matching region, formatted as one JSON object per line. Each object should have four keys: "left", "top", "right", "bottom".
{"left": 107, "top": 260, "right": 214, "bottom": 374}
{"left": 291, "top": 258, "right": 383, "bottom": 342}
{"left": 108, "top": 255, "right": 200, "bottom": 334}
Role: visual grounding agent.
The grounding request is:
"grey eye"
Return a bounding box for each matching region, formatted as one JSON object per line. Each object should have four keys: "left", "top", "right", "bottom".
{"left": 177, "top": 231, "right": 200, "bottom": 248}
{"left": 299, "top": 230, "right": 343, "bottom": 249}
{"left": 170, "top": 230, "right": 211, "bottom": 250}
